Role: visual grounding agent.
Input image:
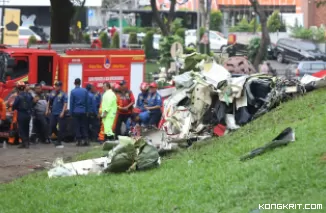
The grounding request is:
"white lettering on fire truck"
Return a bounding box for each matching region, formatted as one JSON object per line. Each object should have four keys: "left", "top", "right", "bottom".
{"left": 88, "top": 76, "right": 124, "bottom": 82}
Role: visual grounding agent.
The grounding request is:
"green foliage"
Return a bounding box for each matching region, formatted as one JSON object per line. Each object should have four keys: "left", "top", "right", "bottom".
{"left": 111, "top": 32, "right": 120, "bottom": 48}
{"left": 175, "top": 28, "right": 186, "bottom": 44}
{"left": 267, "top": 10, "right": 282, "bottom": 32}
{"left": 290, "top": 25, "right": 326, "bottom": 42}
{"left": 128, "top": 32, "right": 138, "bottom": 46}
{"left": 316, "top": 0, "right": 326, "bottom": 7}
{"left": 229, "top": 18, "right": 252, "bottom": 32}
{"left": 170, "top": 18, "right": 184, "bottom": 34}
{"left": 99, "top": 32, "right": 110, "bottom": 48}
{"left": 123, "top": 27, "right": 141, "bottom": 33}
{"left": 143, "top": 31, "right": 154, "bottom": 59}
{"left": 185, "top": 47, "right": 196, "bottom": 54}
{"left": 83, "top": 33, "right": 91, "bottom": 44}
{"left": 311, "top": 26, "right": 326, "bottom": 42}
{"left": 159, "top": 35, "right": 183, "bottom": 68}
{"left": 123, "top": 27, "right": 160, "bottom": 34}
{"left": 210, "top": 10, "right": 223, "bottom": 31}
{"left": 247, "top": 37, "right": 266, "bottom": 63}
{"left": 28, "top": 35, "right": 38, "bottom": 45}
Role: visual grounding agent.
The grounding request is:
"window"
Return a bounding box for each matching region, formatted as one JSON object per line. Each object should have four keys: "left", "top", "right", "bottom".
{"left": 311, "top": 63, "right": 325, "bottom": 70}
{"left": 299, "top": 41, "right": 317, "bottom": 51}
{"left": 6, "top": 56, "right": 29, "bottom": 80}
{"left": 19, "top": 29, "right": 34, "bottom": 36}
{"left": 209, "top": 32, "right": 218, "bottom": 40}
{"left": 302, "top": 63, "right": 310, "bottom": 69}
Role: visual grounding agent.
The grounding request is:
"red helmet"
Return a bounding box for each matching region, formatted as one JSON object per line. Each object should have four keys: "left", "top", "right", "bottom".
{"left": 140, "top": 82, "right": 149, "bottom": 91}
{"left": 113, "top": 83, "right": 120, "bottom": 90}
{"left": 149, "top": 82, "right": 158, "bottom": 88}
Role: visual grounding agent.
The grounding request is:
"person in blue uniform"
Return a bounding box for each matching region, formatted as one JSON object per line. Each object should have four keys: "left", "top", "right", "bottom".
{"left": 86, "top": 84, "right": 100, "bottom": 142}
{"left": 136, "top": 82, "right": 149, "bottom": 112}
{"left": 12, "top": 81, "right": 33, "bottom": 149}
{"left": 143, "top": 82, "right": 162, "bottom": 128}
{"left": 70, "top": 78, "right": 89, "bottom": 146}
{"left": 46, "top": 81, "right": 67, "bottom": 148}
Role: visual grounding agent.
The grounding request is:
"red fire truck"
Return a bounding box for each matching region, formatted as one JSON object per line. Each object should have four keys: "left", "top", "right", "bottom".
{"left": 0, "top": 44, "right": 146, "bottom": 99}
{"left": 0, "top": 44, "right": 146, "bottom": 143}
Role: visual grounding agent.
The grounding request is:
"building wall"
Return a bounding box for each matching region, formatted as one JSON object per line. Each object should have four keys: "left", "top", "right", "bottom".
{"left": 301, "top": 0, "right": 326, "bottom": 27}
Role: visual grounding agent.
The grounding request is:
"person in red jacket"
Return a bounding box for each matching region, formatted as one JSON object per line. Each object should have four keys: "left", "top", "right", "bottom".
{"left": 114, "top": 80, "right": 135, "bottom": 139}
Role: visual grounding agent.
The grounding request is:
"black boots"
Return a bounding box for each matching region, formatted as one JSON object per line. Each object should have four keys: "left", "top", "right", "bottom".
{"left": 18, "top": 142, "right": 29, "bottom": 149}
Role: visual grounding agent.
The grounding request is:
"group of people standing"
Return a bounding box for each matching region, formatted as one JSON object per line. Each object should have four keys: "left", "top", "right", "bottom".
{"left": 12, "top": 79, "right": 162, "bottom": 149}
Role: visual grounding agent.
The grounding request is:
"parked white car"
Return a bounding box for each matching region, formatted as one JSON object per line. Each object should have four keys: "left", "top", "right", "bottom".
{"left": 185, "top": 29, "right": 228, "bottom": 51}
{"left": 0, "top": 26, "right": 42, "bottom": 45}
{"left": 136, "top": 33, "right": 161, "bottom": 50}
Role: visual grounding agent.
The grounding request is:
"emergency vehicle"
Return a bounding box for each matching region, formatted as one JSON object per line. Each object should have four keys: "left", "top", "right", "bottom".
{"left": 0, "top": 44, "right": 146, "bottom": 102}
{"left": 0, "top": 44, "right": 146, "bottom": 143}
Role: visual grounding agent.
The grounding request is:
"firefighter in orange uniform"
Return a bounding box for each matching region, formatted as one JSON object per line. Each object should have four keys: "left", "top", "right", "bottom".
{"left": 114, "top": 80, "right": 135, "bottom": 139}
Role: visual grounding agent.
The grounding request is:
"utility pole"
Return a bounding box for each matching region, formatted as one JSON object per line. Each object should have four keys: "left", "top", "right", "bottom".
{"left": 0, "top": 0, "right": 9, "bottom": 44}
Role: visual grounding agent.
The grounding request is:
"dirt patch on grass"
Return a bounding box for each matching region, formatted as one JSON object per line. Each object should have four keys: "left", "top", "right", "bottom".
{"left": 0, "top": 143, "right": 92, "bottom": 183}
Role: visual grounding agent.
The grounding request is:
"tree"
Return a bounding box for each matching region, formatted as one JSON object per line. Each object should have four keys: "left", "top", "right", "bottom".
{"left": 210, "top": 10, "right": 223, "bottom": 31}
{"left": 249, "top": 0, "right": 270, "bottom": 70}
{"left": 150, "top": 0, "right": 177, "bottom": 36}
{"left": 267, "top": 10, "right": 282, "bottom": 33}
{"left": 316, "top": 0, "right": 326, "bottom": 7}
{"left": 50, "top": 0, "right": 85, "bottom": 44}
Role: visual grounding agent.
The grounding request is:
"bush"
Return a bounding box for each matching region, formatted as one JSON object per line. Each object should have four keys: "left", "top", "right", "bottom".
{"left": 99, "top": 32, "right": 110, "bottom": 48}
{"left": 267, "top": 10, "right": 282, "bottom": 32}
{"left": 83, "top": 33, "right": 91, "bottom": 44}
{"left": 143, "top": 31, "right": 154, "bottom": 59}
{"left": 28, "top": 35, "right": 38, "bottom": 45}
{"left": 229, "top": 18, "right": 252, "bottom": 32}
{"left": 247, "top": 37, "right": 266, "bottom": 64}
{"left": 290, "top": 25, "right": 325, "bottom": 42}
{"left": 175, "top": 28, "right": 186, "bottom": 43}
{"left": 128, "top": 32, "right": 138, "bottom": 47}
{"left": 171, "top": 18, "right": 184, "bottom": 34}
{"left": 123, "top": 27, "right": 140, "bottom": 33}
{"left": 210, "top": 10, "right": 223, "bottom": 31}
{"left": 111, "top": 32, "right": 120, "bottom": 48}
{"left": 185, "top": 47, "right": 196, "bottom": 54}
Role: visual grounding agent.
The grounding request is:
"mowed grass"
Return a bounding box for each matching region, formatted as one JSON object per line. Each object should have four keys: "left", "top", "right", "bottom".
{"left": 1, "top": 89, "right": 326, "bottom": 213}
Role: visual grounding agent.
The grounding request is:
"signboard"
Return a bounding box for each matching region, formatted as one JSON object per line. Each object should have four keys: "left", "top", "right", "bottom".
{"left": 3, "top": 8, "right": 21, "bottom": 45}
{"left": 88, "top": 9, "right": 94, "bottom": 17}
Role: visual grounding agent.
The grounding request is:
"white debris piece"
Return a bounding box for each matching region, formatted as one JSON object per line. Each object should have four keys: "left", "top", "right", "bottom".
{"left": 48, "top": 157, "right": 108, "bottom": 178}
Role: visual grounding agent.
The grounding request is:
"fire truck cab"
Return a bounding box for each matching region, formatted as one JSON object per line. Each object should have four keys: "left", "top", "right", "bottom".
{"left": 0, "top": 44, "right": 146, "bottom": 104}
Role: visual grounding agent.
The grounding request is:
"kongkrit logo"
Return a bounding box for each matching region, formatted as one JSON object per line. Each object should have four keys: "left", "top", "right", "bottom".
{"left": 21, "top": 14, "right": 36, "bottom": 27}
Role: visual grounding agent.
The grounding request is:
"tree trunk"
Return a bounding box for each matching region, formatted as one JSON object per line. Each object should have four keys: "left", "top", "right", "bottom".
{"left": 71, "top": 0, "right": 86, "bottom": 43}
{"left": 150, "top": 0, "right": 176, "bottom": 36}
{"left": 199, "top": 0, "right": 206, "bottom": 27}
{"left": 50, "top": 0, "right": 74, "bottom": 43}
{"left": 249, "top": 0, "right": 271, "bottom": 70}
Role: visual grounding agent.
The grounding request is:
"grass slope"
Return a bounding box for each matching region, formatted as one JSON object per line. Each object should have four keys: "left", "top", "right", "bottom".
{"left": 1, "top": 90, "right": 326, "bottom": 213}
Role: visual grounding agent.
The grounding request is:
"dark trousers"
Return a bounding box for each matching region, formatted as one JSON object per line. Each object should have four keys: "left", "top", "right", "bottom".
{"left": 73, "top": 113, "right": 88, "bottom": 140}
{"left": 149, "top": 111, "right": 162, "bottom": 126}
{"left": 33, "top": 114, "right": 49, "bottom": 142}
{"left": 50, "top": 114, "right": 66, "bottom": 142}
{"left": 115, "top": 113, "right": 130, "bottom": 138}
{"left": 88, "top": 114, "right": 100, "bottom": 141}
{"left": 18, "top": 113, "right": 31, "bottom": 146}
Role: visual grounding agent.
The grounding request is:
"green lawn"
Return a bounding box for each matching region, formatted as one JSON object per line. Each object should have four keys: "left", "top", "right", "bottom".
{"left": 1, "top": 89, "right": 326, "bottom": 213}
